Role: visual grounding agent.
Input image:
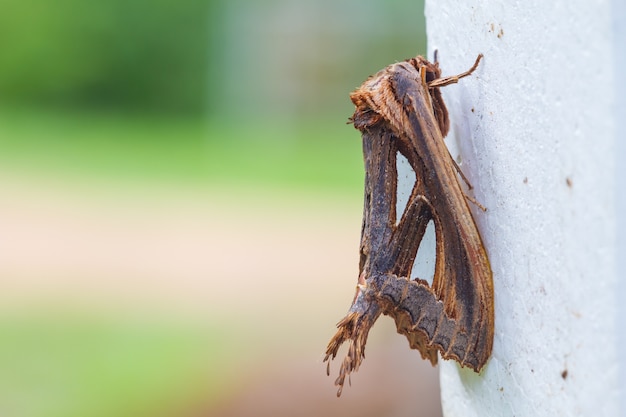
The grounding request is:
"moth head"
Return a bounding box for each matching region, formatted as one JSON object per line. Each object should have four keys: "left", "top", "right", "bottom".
{"left": 409, "top": 56, "right": 441, "bottom": 82}
{"left": 349, "top": 93, "right": 383, "bottom": 130}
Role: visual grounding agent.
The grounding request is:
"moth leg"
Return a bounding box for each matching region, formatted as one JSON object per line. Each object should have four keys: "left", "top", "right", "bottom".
{"left": 428, "top": 54, "right": 483, "bottom": 88}
{"left": 447, "top": 151, "right": 486, "bottom": 211}
{"left": 450, "top": 155, "right": 473, "bottom": 190}
{"left": 452, "top": 162, "right": 487, "bottom": 211}
{"left": 465, "top": 194, "right": 487, "bottom": 212}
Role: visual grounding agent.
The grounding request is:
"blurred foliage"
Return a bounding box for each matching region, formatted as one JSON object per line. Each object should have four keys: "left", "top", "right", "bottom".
{"left": 0, "top": 2, "right": 429, "bottom": 416}
{"left": 213, "top": 0, "right": 426, "bottom": 122}
{"left": 0, "top": 0, "right": 212, "bottom": 115}
{"left": 0, "top": 314, "right": 236, "bottom": 417}
{"left": 0, "top": 108, "right": 364, "bottom": 193}
{"left": 0, "top": 0, "right": 425, "bottom": 121}
{"left": 0, "top": 0, "right": 425, "bottom": 190}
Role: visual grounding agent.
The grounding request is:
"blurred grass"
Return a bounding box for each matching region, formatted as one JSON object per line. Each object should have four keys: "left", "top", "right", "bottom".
{"left": 0, "top": 313, "right": 236, "bottom": 417}
{"left": 0, "top": 108, "right": 363, "bottom": 416}
{"left": 0, "top": 108, "right": 364, "bottom": 195}
{"left": 0, "top": 1, "right": 427, "bottom": 415}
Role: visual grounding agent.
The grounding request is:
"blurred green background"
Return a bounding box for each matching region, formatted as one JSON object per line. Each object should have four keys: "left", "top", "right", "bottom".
{"left": 0, "top": 0, "right": 444, "bottom": 416}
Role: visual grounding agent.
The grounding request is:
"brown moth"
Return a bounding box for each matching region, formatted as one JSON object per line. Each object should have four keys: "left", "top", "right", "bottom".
{"left": 324, "top": 54, "right": 493, "bottom": 396}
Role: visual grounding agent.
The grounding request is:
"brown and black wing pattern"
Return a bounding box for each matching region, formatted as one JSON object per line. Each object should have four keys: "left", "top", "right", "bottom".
{"left": 324, "top": 56, "right": 493, "bottom": 396}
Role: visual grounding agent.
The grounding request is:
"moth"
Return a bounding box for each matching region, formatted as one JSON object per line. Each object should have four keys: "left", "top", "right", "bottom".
{"left": 324, "top": 53, "right": 493, "bottom": 396}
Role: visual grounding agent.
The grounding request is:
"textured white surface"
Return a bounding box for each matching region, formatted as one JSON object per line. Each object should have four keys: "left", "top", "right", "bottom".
{"left": 421, "top": 1, "right": 619, "bottom": 416}
{"left": 614, "top": 1, "right": 626, "bottom": 416}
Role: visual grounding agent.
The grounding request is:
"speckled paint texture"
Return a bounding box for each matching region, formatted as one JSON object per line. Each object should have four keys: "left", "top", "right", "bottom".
{"left": 420, "top": 1, "right": 618, "bottom": 416}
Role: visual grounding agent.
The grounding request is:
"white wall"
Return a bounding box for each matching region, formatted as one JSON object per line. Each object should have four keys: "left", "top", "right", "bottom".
{"left": 614, "top": 0, "right": 626, "bottom": 416}
{"left": 423, "top": 1, "right": 619, "bottom": 415}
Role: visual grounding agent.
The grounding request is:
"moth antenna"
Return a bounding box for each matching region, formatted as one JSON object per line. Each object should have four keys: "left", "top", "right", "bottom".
{"left": 433, "top": 49, "right": 439, "bottom": 64}
{"left": 428, "top": 53, "right": 483, "bottom": 88}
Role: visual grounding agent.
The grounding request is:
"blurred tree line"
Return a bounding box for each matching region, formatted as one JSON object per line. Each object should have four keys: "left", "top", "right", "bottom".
{"left": 0, "top": 0, "right": 214, "bottom": 115}
{"left": 0, "top": 0, "right": 425, "bottom": 120}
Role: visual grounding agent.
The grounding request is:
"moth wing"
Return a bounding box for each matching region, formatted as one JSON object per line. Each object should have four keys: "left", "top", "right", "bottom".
{"left": 325, "top": 58, "right": 494, "bottom": 397}
{"left": 370, "top": 62, "right": 494, "bottom": 370}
